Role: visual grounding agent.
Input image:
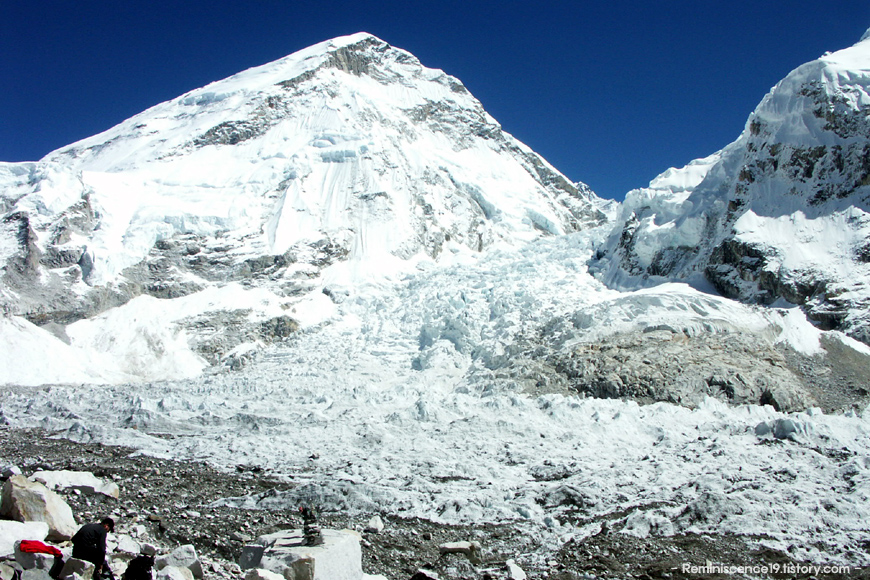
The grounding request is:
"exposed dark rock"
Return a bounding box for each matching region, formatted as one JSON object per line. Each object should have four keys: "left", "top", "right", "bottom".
{"left": 193, "top": 120, "right": 270, "bottom": 147}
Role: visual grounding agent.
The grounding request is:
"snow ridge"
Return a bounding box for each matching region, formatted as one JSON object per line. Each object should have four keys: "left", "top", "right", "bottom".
{"left": 594, "top": 29, "right": 870, "bottom": 343}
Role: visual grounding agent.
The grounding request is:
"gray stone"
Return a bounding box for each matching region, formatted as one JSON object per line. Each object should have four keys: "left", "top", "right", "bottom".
{"left": 0, "top": 563, "right": 16, "bottom": 580}
{"left": 22, "top": 570, "right": 53, "bottom": 580}
{"left": 363, "top": 516, "right": 384, "bottom": 534}
{"left": 0, "top": 476, "right": 78, "bottom": 541}
{"left": 59, "top": 558, "right": 95, "bottom": 580}
{"left": 244, "top": 528, "right": 362, "bottom": 580}
{"left": 14, "top": 543, "right": 58, "bottom": 571}
{"left": 112, "top": 534, "right": 141, "bottom": 555}
{"left": 505, "top": 559, "right": 527, "bottom": 580}
{"left": 0, "top": 464, "right": 22, "bottom": 479}
{"left": 438, "top": 541, "right": 482, "bottom": 564}
{"left": 31, "top": 470, "right": 120, "bottom": 499}
{"left": 238, "top": 544, "right": 266, "bottom": 570}
{"left": 155, "top": 545, "right": 202, "bottom": 579}
{"left": 156, "top": 566, "right": 193, "bottom": 580}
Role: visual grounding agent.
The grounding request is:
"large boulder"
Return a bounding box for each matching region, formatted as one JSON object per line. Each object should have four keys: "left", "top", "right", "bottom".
{"left": 239, "top": 529, "right": 363, "bottom": 580}
{"left": 0, "top": 475, "right": 78, "bottom": 541}
{"left": 14, "top": 542, "right": 59, "bottom": 571}
{"left": 31, "top": 471, "right": 120, "bottom": 499}
{"left": 0, "top": 521, "right": 49, "bottom": 558}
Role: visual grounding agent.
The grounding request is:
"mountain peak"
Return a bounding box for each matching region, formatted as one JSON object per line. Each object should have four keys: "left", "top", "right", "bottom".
{"left": 1, "top": 32, "right": 606, "bottom": 363}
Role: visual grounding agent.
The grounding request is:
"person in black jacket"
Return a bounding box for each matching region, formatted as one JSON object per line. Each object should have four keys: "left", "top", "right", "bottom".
{"left": 71, "top": 517, "right": 115, "bottom": 580}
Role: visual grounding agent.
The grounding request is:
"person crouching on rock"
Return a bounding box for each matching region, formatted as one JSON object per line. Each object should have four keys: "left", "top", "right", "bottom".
{"left": 72, "top": 517, "right": 116, "bottom": 580}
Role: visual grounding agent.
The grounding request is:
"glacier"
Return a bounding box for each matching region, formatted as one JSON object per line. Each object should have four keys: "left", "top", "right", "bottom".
{"left": 2, "top": 31, "right": 870, "bottom": 569}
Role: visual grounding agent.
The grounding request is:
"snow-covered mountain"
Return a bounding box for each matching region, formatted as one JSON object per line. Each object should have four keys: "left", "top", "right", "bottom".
{"left": 594, "top": 30, "right": 870, "bottom": 344}
{"left": 0, "top": 32, "right": 604, "bottom": 381}
{"left": 3, "top": 30, "right": 870, "bottom": 573}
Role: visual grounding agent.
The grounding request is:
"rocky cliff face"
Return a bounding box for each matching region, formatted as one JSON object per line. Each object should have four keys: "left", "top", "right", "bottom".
{"left": 0, "top": 33, "right": 605, "bottom": 371}
{"left": 594, "top": 30, "right": 870, "bottom": 343}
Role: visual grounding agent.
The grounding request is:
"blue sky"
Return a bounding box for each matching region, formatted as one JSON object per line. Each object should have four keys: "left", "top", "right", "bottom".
{"left": 2, "top": 1, "right": 869, "bottom": 200}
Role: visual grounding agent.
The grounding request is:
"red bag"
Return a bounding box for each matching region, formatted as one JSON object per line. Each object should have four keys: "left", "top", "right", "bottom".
{"left": 17, "top": 540, "right": 63, "bottom": 558}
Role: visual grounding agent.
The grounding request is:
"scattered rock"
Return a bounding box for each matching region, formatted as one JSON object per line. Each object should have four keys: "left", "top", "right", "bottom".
{"left": 31, "top": 470, "right": 120, "bottom": 499}
{"left": 156, "top": 545, "right": 203, "bottom": 579}
{"left": 156, "top": 565, "right": 194, "bottom": 580}
{"left": 238, "top": 545, "right": 266, "bottom": 571}
{"left": 0, "top": 475, "right": 78, "bottom": 541}
{"left": 0, "top": 464, "right": 22, "bottom": 480}
{"left": 112, "top": 534, "right": 141, "bottom": 555}
{"left": 408, "top": 571, "right": 439, "bottom": 580}
{"left": 364, "top": 516, "right": 384, "bottom": 534}
{"left": 505, "top": 559, "right": 526, "bottom": 580}
{"left": 14, "top": 543, "right": 59, "bottom": 572}
{"left": 22, "top": 570, "right": 53, "bottom": 580}
{"left": 438, "top": 541, "right": 481, "bottom": 564}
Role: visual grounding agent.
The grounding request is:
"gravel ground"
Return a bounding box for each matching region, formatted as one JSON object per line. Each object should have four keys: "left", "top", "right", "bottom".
{"left": 1, "top": 427, "right": 867, "bottom": 580}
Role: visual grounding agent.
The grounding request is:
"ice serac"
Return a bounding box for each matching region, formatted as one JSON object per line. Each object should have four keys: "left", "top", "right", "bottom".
{"left": 0, "top": 33, "right": 606, "bottom": 380}
{"left": 594, "top": 29, "right": 870, "bottom": 343}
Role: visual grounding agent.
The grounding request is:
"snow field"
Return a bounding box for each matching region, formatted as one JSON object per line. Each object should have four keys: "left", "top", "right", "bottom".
{"left": 3, "top": 232, "right": 868, "bottom": 566}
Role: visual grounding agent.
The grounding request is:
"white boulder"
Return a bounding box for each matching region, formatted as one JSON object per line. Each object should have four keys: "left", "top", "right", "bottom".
{"left": 0, "top": 521, "right": 49, "bottom": 558}
{"left": 156, "top": 566, "right": 194, "bottom": 580}
{"left": 438, "top": 541, "right": 482, "bottom": 564}
{"left": 111, "top": 534, "right": 141, "bottom": 555}
{"left": 363, "top": 516, "right": 384, "bottom": 534}
{"left": 0, "top": 476, "right": 78, "bottom": 541}
{"left": 156, "top": 545, "right": 202, "bottom": 579}
{"left": 244, "top": 569, "right": 284, "bottom": 580}
{"left": 31, "top": 471, "right": 120, "bottom": 499}
{"left": 240, "top": 528, "right": 363, "bottom": 580}
{"left": 505, "top": 559, "right": 527, "bottom": 580}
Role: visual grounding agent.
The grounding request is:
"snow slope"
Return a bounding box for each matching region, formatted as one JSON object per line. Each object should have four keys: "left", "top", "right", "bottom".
{"left": 0, "top": 33, "right": 605, "bottom": 379}
{"left": 2, "top": 231, "right": 868, "bottom": 567}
